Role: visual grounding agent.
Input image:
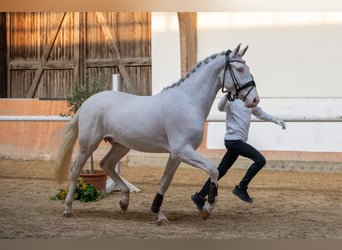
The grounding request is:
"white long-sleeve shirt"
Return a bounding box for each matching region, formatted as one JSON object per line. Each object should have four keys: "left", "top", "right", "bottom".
{"left": 218, "top": 97, "right": 277, "bottom": 142}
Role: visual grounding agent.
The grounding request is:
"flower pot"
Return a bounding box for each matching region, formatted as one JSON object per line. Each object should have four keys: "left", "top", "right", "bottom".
{"left": 80, "top": 170, "right": 107, "bottom": 191}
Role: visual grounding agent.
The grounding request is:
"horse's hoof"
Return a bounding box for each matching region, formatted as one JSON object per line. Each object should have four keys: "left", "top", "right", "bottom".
{"left": 119, "top": 200, "right": 128, "bottom": 212}
{"left": 63, "top": 212, "right": 73, "bottom": 217}
{"left": 157, "top": 218, "right": 169, "bottom": 226}
{"left": 201, "top": 208, "right": 211, "bottom": 220}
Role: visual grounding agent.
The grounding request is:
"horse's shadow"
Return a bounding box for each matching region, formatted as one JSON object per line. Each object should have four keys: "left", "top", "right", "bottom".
{"left": 69, "top": 206, "right": 246, "bottom": 225}
{"left": 71, "top": 207, "right": 207, "bottom": 223}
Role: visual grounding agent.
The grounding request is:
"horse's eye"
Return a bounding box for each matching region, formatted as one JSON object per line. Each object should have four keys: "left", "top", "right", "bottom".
{"left": 236, "top": 67, "right": 244, "bottom": 73}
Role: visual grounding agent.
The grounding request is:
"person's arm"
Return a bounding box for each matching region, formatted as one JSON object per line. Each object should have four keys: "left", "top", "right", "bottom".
{"left": 217, "top": 95, "right": 229, "bottom": 112}
{"left": 252, "top": 106, "right": 286, "bottom": 129}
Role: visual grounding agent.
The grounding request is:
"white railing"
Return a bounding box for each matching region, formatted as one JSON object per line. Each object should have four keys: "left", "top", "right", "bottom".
{"left": 206, "top": 114, "right": 342, "bottom": 122}
{"left": 0, "top": 115, "right": 71, "bottom": 122}
{"left": 1, "top": 115, "right": 342, "bottom": 122}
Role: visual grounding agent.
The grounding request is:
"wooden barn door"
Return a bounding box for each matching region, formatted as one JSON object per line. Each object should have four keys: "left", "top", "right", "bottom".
{"left": 6, "top": 12, "right": 151, "bottom": 98}
{"left": 6, "top": 12, "right": 80, "bottom": 98}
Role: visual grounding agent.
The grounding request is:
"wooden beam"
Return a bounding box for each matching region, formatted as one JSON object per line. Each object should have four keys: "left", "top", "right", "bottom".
{"left": 10, "top": 61, "right": 75, "bottom": 69}
{"left": 9, "top": 57, "right": 151, "bottom": 69}
{"left": 177, "top": 12, "right": 198, "bottom": 77}
{"left": 86, "top": 57, "right": 151, "bottom": 67}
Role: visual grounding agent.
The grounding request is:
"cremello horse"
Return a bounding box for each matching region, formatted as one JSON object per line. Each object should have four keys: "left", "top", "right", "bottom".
{"left": 55, "top": 44, "right": 260, "bottom": 224}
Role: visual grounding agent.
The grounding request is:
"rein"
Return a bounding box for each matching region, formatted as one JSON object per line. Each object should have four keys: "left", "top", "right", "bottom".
{"left": 221, "top": 50, "right": 256, "bottom": 101}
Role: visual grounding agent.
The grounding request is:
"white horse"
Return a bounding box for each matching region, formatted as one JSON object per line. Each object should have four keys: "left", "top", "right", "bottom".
{"left": 55, "top": 44, "right": 260, "bottom": 224}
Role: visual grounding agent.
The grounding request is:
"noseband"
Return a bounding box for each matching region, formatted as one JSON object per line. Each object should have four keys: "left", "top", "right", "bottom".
{"left": 221, "top": 50, "right": 256, "bottom": 102}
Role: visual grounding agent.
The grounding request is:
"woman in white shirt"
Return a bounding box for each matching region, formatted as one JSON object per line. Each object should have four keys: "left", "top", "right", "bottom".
{"left": 192, "top": 94, "right": 286, "bottom": 211}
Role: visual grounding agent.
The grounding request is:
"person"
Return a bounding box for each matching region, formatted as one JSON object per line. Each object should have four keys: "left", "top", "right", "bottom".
{"left": 191, "top": 94, "right": 286, "bottom": 211}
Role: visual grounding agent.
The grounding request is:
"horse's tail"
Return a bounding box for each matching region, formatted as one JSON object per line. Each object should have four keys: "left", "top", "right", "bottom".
{"left": 55, "top": 112, "right": 79, "bottom": 184}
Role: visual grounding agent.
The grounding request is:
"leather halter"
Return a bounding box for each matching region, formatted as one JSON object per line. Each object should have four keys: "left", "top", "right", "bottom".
{"left": 221, "top": 50, "right": 256, "bottom": 102}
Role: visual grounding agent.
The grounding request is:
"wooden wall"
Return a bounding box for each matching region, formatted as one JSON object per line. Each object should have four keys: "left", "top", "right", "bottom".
{"left": 0, "top": 13, "right": 6, "bottom": 98}
{"left": 5, "top": 12, "right": 151, "bottom": 98}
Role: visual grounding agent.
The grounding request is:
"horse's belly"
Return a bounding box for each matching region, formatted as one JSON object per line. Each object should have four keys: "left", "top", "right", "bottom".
{"left": 116, "top": 135, "right": 169, "bottom": 153}
{"left": 105, "top": 124, "right": 169, "bottom": 153}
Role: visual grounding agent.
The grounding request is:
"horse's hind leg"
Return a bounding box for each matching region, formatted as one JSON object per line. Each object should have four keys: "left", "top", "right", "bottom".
{"left": 100, "top": 142, "right": 130, "bottom": 211}
{"left": 151, "top": 156, "right": 180, "bottom": 225}
{"left": 63, "top": 150, "right": 90, "bottom": 217}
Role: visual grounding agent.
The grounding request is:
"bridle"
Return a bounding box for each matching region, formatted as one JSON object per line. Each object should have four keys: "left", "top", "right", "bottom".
{"left": 221, "top": 50, "right": 256, "bottom": 102}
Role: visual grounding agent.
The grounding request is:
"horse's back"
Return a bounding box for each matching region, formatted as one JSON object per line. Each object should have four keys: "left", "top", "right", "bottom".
{"left": 83, "top": 90, "right": 131, "bottom": 107}
{"left": 78, "top": 91, "right": 170, "bottom": 152}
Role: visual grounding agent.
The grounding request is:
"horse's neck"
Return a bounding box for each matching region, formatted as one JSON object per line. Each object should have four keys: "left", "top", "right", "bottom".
{"left": 181, "top": 55, "right": 225, "bottom": 118}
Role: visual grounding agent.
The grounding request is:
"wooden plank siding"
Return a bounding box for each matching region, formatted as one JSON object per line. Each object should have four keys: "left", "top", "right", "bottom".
{"left": 5, "top": 12, "right": 151, "bottom": 98}
{"left": 0, "top": 13, "right": 7, "bottom": 98}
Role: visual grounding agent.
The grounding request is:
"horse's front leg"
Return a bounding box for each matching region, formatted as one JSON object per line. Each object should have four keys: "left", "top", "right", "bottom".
{"left": 175, "top": 145, "right": 219, "bottom": 220}
{"left": 151, "top": 156, "right": 180, "bottom": 225}
{"left": 201, "top": 182, "right": 218, "bottom": 220}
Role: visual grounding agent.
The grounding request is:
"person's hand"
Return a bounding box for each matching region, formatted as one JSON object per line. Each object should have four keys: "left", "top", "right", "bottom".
{"left": 225, "top": 92, "right": 235, "bottom": 101}
{"left": 275, "top": 119, "right": 286, "bottom": 130}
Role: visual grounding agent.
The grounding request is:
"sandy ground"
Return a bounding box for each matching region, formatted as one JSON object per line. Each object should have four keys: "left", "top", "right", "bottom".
{"left": 0, "top": 158, "right": 341, "bottom": 239}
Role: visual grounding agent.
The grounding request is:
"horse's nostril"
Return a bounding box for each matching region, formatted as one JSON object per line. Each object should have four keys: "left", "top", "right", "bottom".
{"left": 254, "top": 97, "right": 260, "bottom": 105}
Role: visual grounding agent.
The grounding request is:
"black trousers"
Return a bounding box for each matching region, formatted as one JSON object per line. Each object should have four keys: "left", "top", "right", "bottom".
{"left": 198, "top": 140, "right": 266, "bottom": 198}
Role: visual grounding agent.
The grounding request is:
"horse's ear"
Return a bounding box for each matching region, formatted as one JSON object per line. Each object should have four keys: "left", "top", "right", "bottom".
{"left": 238, "top": 45, "right": 249, "bottom": 57}
{"left": 231, "top": 44, "right": 241, "bottom": 58}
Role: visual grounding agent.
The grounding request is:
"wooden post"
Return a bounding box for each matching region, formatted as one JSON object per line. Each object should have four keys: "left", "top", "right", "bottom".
{"left": 177, "top": 12, "right": 198, "bottom": 77}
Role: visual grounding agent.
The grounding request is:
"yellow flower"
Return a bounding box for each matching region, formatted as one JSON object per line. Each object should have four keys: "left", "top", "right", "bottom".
{"left": 60, "top": 191, "right": 66, "bottom": 200}
{"left": 81, "top": 182, "right": 88, "bottom": 190}
{"left": 51, "top": 177, "right": 105, "bottom": 202}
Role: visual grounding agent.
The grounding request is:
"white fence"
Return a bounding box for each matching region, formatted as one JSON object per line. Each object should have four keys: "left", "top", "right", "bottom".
{"left": 0, "top": 115, "right": 71, "bottom": 122}
{"left": 206, "top": 97, "right": 342, "bottom": 152}
{"left": 1, "top": 115, "right": 341, "bottom": 122}
{"left": 1, "top": 97, "right": 342, "bottom": 153}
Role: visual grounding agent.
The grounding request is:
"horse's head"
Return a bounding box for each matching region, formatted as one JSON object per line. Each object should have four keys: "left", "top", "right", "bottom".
{"left": 220, "top": 44, "right": 260, "bottom": 108}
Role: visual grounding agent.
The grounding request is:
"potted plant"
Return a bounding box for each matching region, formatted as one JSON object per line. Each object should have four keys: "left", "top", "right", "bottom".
{"left": 61, "top": 78, "right": 108, "bottom": 191}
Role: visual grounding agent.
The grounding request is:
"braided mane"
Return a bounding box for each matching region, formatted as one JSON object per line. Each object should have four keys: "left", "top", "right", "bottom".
{"left": 162, "top": 51, "right": 225, "bottom": 91}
